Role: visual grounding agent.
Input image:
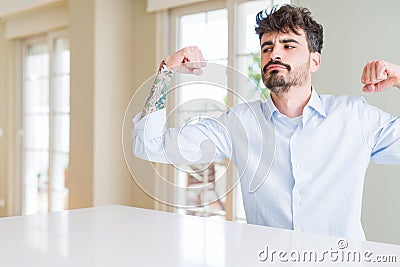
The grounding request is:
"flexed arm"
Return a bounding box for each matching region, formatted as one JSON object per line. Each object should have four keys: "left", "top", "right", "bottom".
{"left": 134, "top": 46, "right": 231, "bottom": 164}
{"left": 358, "top": 60, "right": 400, "bottom": 164}
{"left": 141, "top": 46, "right": 206, "bottom": 118}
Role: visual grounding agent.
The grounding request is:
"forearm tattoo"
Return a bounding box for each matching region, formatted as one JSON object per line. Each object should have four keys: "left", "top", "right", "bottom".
{"left": 141, "top": 61, "right": 174, "bottom": 118}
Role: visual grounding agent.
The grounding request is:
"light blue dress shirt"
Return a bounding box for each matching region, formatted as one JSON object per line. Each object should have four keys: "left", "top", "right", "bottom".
{"left": 133, "top": 89, "right": 400, "bottom": 240}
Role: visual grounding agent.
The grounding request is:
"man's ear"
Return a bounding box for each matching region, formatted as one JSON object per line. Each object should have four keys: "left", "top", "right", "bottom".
{"left": 310, "top": 52, "right": 321, "bottom": 73}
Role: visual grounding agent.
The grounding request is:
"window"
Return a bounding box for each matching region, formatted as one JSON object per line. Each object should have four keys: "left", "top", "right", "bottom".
{"left": 173, "top": 7, "right": 229, "bottom": 219}
{"left": 21, "top": 31, "right": 70, "bottom": 215}
{"left": 163, "top": 0, "right": 290, "bottom": 221}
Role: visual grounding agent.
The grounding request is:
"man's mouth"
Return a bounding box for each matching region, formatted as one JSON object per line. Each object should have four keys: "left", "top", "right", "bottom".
{"left": 267, "top": 64, "right": 287, "bottom": 71}
{"left": 263, "top": 61, "right": 291, "bottom": 73}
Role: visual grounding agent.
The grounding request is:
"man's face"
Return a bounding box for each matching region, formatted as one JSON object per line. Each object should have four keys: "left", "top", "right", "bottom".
{"left": 260, "top": 30, "right": 314, "bottom": 96}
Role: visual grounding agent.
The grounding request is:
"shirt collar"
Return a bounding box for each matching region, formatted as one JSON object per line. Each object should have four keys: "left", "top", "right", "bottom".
{"left": 263, "top": 87, "right": 327, "bottom": 121}
{"left": 264, "top": 95, "right": 278, "bottom": 121}
{"left": 306, "top": 88, "right": 327, "bottom": 118}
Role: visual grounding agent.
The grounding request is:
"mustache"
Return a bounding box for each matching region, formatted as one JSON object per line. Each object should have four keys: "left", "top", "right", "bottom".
{"left": 263, "top": 60, "right": 291, "bottom": 73}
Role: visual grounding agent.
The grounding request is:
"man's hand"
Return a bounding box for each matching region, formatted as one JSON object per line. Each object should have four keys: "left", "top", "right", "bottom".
{"left": 361, "top": 60, "right": 400, "bottom": 93}
{"left": 165, "top": 46, "right": 206, "bottom": 75}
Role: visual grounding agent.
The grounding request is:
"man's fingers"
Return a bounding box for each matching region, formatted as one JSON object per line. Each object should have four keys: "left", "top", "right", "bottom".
{"left": 177, "top": 64, "right": 204, "bottom": 75}
{"left": 181, "top": 47, "right": 205, "bottom": 64}
{"left": 361, "top": 60, "right": 386, "bottom": 85}
{"left": 191, "top": 68, "right": 203, "bottom": 76}
{"left": 365, "top": 79, "right": 393, "bottom": 93}
{"left": 370, "top": 60, "right": 388, "bottom": 83}
{"left": 361, "top": 60, "right": 392, "bottom": 93}
{"left": 166, "top": 46, "right": 206, "bottom": 75}
{"left": 182, "top": 46, "right": 206, "bottom": 71}
{"left": 362, "top": 84, "right": 374, "bottom": 93}
{"left": 184, "top": 60, "right": 206, "bottom": 70}
{"left": 178, "top": 46, "right": 206, "bottom": 75}
{"left": 376, "top": 61, "right": 388, "bottom": 81}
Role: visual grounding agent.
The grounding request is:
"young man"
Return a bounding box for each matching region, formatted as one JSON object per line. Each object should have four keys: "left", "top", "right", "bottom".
{"left": 133, "top": 5, "right": 400, "bottom": 240}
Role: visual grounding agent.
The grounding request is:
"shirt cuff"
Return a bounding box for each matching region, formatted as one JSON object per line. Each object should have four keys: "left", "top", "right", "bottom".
{"left": 133, "top": 109, "right": 166, "bottom": 140}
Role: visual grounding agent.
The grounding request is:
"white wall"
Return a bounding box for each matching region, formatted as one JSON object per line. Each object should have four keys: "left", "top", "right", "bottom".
{"left": 93, "top": 0, "right": 135, "bottom": 206}
{"left": 69, "top": 0, "right": 156, "bottom": 209}
{"left": 68, "top": 0, "right": 95, "bottom": 209}
{"left": 0, "top": 23, "right": 8, "bottom": 217}
{"left": 129, "top": 0, "right": 158, "bottom": 209}
{"left": 295, "top": 0, "right": 400, "bottom": 244}
{"left": 0, "top": 22, "right": 18, "bottom": 217}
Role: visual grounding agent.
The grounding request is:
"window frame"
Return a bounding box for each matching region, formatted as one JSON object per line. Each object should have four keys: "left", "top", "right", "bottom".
{"left": 18, "top": 28, "right": 70, "bottom": 215}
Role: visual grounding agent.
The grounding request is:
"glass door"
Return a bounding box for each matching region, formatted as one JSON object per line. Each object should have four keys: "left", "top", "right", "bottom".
{"left": 22, "top": 31, "right": 70, "bottom": 214}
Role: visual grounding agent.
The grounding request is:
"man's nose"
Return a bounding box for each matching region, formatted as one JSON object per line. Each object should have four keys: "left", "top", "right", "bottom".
{"left": 270, "top": 46, "right": 283, "bottom": 61}
{"left": 272, "top": 54, "right": 282, "bottom": 60}
{"left": 271, "top": 51, "right": 282, "bottom": 61}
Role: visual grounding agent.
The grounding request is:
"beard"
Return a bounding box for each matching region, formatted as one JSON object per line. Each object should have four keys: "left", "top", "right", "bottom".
{"left": 262, "top": 60, "right": 310, "bottom": 97}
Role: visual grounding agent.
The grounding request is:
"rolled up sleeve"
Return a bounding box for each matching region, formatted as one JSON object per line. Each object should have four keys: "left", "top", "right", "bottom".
{"left": 359, "top": 98, "right": 400, "bottom": 164}
{"left": 133, "top": 109, "right": 232, "bottom": 164}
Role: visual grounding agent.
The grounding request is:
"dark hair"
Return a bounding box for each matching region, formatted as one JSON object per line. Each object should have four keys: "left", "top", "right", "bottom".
{"left": 255, "top": 5, "right": 323, "bottom": 53}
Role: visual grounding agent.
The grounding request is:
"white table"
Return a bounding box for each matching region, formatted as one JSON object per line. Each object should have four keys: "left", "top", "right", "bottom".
{"left": 0, "top": 205, "right": 399, "bottom": 266}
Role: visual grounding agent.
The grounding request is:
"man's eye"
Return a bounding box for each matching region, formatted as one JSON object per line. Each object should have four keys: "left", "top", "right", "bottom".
{"left": 285, "top": 45, "right": 295, "bottom": 49}
{"left": 263, "top": 48, "right": 272, "bottom": 53}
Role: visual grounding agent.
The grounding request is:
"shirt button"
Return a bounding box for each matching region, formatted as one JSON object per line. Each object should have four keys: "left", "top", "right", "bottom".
{"left": 293, "top": 163, "right": 300, "bottom": 169}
